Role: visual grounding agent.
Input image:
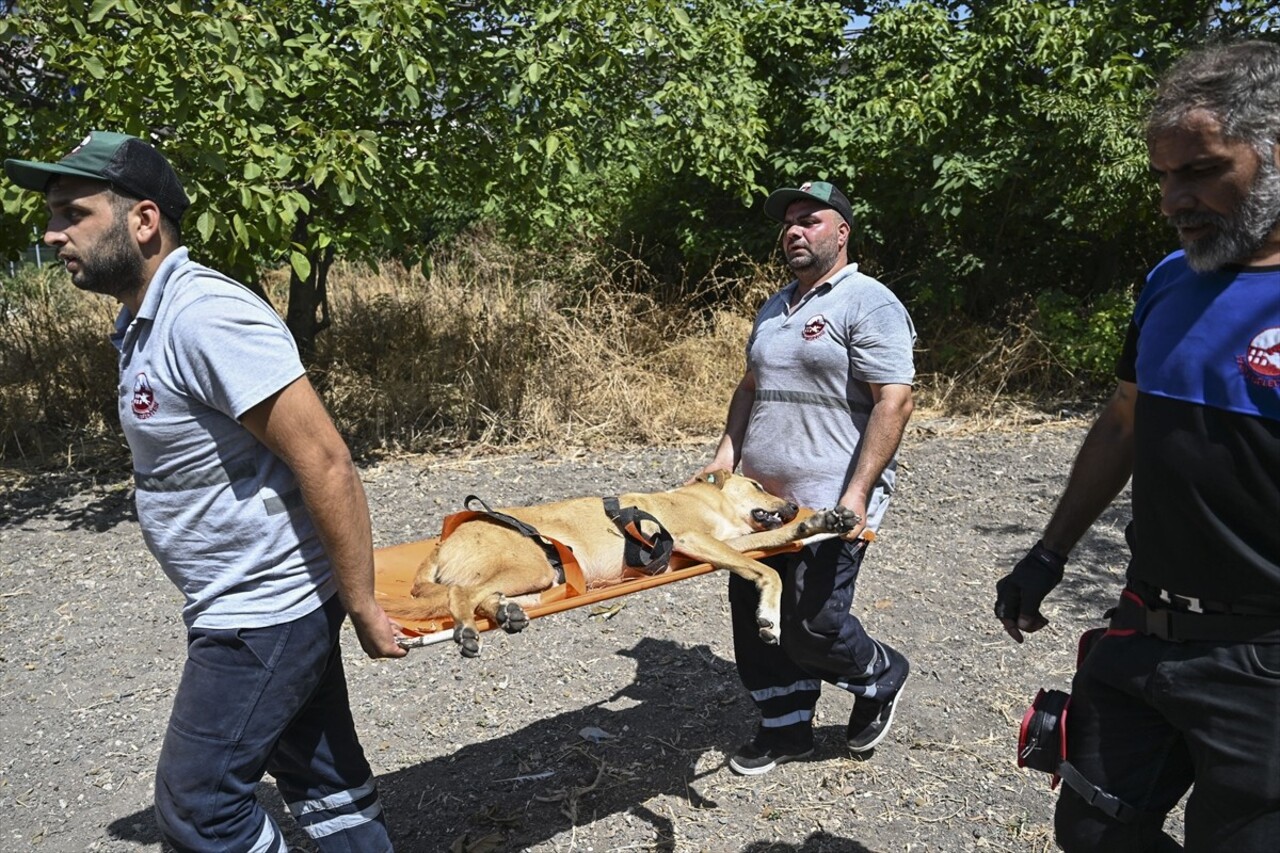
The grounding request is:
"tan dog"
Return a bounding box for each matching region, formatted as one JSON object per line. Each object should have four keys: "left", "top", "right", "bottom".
{"left": 382, "top": 470, "right": 858, "bottom": 656}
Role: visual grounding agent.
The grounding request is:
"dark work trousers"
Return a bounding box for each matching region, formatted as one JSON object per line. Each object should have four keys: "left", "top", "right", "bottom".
{"left": 728, "top": 537, "right": 909, "bottom": 733}
{"left": 154, "top": 595, "right": 393, "bottom": 853}
{"left": 1055, "top": 629, "right": 1280, "bottom": 852}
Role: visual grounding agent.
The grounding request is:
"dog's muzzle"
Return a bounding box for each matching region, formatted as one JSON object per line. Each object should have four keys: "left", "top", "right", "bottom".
{"left": 751, "top": 504, "right": 797, "bottom": 529}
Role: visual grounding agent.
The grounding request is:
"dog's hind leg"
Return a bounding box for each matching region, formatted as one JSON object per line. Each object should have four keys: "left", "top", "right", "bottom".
{"left": 424, "top": 529, "right": 563, "bottom": 656}
{"left": 440, "top": 569, "right": 555, "bottom": 657}
{"left": 444, "top": 585, "right": 532, "bottom": 657}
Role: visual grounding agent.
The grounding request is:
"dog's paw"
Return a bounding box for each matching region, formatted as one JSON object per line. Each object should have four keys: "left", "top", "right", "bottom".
{"left": 798, "top": 506, "right": 860, "bottom": 536}
{"left": 495, "top": 600, "right": 529, "bottom": 634}
{"left": 757, "top": 616, "right": 781, "bottom": 646}
{"left": 453, "top": 624, "right": 483, "bottom": 657}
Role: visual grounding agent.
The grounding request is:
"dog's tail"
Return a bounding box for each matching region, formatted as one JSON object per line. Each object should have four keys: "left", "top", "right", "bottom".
{"left": 379, "top": 586, "right": 451, "bottom": 621}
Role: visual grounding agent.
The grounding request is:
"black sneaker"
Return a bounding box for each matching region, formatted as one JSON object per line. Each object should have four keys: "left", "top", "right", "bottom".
{"left": 728, "top": 726, "right": 814, "bottom": 776}
{"left": 847, "top": 650, "right": 909, "bottom": 754}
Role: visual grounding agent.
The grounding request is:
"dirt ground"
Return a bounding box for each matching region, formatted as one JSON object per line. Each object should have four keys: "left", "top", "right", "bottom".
{"left": 0, "top": 415, "right": 1181, "bottom": 852}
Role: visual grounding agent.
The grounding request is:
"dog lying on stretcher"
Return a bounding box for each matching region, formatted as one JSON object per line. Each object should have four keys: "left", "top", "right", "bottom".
{"left": 381, "top": 470, "right": 858, "bottom": 657}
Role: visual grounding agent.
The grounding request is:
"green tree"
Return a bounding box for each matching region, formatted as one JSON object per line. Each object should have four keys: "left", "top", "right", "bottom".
{"left": 1, "top": 0, "right": 835, "bottom": 352}
{"left": 2, "top": 0, "right": 448, "bottom": 356}
{"left": 792, "top": 0, "right": 1278, "bottom": 323}
{"left": 432, "top": 0, "right": 843, "bottom": 265}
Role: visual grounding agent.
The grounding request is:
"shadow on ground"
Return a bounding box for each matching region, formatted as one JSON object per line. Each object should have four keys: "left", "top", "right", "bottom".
{"left": 107, "top": 637, "right": 893, "bottom": 852}
{"left": 1, "top": 465, "right": 134, "bottom": 530}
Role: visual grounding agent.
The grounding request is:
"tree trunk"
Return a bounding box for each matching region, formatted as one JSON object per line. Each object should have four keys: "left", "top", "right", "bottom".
{"left": 284, "top": 219, "right": 336, "bottom": 361}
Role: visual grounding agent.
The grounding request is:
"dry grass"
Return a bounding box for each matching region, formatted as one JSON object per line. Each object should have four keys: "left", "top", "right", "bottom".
{"left": 0, "top": 265, "right": 121, "bottom": 465}
{"left": 0, "top": 233, "right": 1102, "bottom": 470}
{"left": 910, "top": 316, "right": 1107, "bottom": 435}
{"left": 308, "top": 238, "right": 771, "bottom": 457}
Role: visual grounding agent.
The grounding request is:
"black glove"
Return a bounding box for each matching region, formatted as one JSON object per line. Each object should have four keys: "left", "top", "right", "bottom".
{"left": 995, "top": 541, "right": 1066, "bottom": 630}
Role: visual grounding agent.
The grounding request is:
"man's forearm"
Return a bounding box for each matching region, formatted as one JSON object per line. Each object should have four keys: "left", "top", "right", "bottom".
{"left": 298, "top": 455, "right": 380, "bottom": 616}
{"left": 1041, "top": 404, "right": 1134, "bottom": 556}
{"left": 841, "top": 390, "right": 914, "bottom": 509}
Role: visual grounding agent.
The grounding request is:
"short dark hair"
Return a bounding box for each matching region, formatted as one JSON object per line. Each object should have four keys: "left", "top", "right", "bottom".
{"left": 106, "top": 184, "right": 183, "bottom": 244}
{"left": 1148, "top": 40, "right": 1280, "bottom": 159}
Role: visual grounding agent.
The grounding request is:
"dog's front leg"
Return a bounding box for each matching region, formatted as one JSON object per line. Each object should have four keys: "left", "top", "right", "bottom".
{"left": 670, "top": 532, "right": 785, "bottom": 645}
{"left": 724, "top": 506, "right": 860, "bottom": 552}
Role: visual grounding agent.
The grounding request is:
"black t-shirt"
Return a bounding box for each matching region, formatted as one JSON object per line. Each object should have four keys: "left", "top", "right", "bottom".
{"left": 1118, "top": 253, "right": 1280, "bottom": 609}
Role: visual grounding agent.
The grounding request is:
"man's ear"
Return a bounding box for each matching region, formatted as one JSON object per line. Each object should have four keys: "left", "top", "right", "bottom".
{"left": 132, "top": 199, "right": 164, "bottom": 246}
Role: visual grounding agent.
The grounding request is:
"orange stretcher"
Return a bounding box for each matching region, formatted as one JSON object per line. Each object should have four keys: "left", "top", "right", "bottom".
{"left": 374, "top": 524, "right": 869, "bottom": 649}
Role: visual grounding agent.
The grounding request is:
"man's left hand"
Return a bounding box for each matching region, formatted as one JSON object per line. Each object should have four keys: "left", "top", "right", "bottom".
{"left": 995, "top": 542, "right": 1066, "bottom": 643}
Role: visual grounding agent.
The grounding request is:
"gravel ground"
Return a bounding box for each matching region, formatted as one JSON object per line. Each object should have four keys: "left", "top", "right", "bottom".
{"left": 0, "top": 416, "right": 1178, "bottom": 852}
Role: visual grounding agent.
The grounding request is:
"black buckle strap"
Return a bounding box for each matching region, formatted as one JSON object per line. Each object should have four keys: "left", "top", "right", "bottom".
{"left": 1114, "top": 591, "right": 1280, "bottom": 643}
{"left": 1128, "top": 579, "right": 1279, "bottom": 617}
{"left": 1058, "top": 761, "right": 1139, "bottom": 824}
{"left": 462, "top": 495, "right": 567, "bottom": 586}
{"left": 602, "top": 496, "right": 674, "bottom": 575}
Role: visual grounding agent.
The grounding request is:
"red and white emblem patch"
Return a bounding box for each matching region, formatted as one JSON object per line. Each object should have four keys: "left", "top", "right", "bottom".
{"left": 1245, "top": 327, "right": 1280, "bottom": 379}
{"left": 131, "top": 372, "right": 160, "bottom": 420}
{"left": 802, "top": 314, "right": 828, "bottom": 341}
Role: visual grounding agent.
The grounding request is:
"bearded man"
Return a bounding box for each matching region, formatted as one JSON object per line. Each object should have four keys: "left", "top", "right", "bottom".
{"left": 994, "top": 41, "right": 1280, "bottom": 851}
{"left": 5, "top": 132, "right": 406, "bottom": 851}
{"left": 698, "top": 180, "right": 916, "bottom": 775}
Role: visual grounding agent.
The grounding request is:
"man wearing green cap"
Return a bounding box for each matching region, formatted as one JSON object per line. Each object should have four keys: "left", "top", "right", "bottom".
{"left": 698, "top": 179, "right": 916, "bottom": 775}
{"left": 5, "top": 131, "right": 405, "bottom": 851}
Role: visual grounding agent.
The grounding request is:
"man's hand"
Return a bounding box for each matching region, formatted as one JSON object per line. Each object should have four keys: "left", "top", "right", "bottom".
{"left": 995, "top": 541, "right": 1066, "bottom": 643}
{"left": 837, "top": 498, "right": 867, "bottom": 541}
{"left": 349, "top": 604, "right": 409, "bottom": 659}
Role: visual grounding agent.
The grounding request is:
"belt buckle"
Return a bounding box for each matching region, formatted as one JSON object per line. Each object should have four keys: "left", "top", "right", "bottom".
{"left": 1158, "top": 589, "right": 1204, "bottom": 614}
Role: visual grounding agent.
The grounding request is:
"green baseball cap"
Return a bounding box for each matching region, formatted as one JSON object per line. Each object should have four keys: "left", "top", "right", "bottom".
{"left": 5, "top": 130, "right": 190, "bottom": 223}
{"left": 764, "top": 180, "right": 854, "bottom": 228}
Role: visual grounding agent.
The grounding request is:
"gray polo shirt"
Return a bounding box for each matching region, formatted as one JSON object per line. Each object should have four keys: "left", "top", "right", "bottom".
{"left": 112, "top": 248, "right": 335, "bottom": 628}
{"left": 740, "top": 263, "right": 915, "bottom": 530}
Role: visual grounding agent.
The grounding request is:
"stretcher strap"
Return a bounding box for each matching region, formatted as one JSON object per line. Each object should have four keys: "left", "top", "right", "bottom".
{"left": 602, "top": 496, "right": 674, "bottom": 576}
{"left": 441, "top": 496, "right": 586, "bottom": 594}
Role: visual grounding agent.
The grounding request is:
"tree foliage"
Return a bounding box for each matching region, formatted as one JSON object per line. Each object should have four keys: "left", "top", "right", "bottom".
{"left": 3, "top": 0, "right": 1279, "bottom": 370}
{"left": 1, "top": 0, "right": 837, "bottom": 352}
{"left": 795, "top": 1, "right": 1276, "bottom": 321}
{"left": 2, "top": 0, "right": 450, "bottom": 354}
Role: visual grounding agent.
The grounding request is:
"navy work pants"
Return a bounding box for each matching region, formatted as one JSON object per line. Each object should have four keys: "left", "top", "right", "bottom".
{"left": 728, "top": 538, "right": 908, "bottom": 731}
{"left": 155, "top": 595, "right": 392, "bottom": 852}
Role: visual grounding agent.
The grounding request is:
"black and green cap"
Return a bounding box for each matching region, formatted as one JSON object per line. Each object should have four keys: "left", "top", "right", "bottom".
{"left": 4, "top": 131, "right": 190, "bottom": 224}
{"left": 764, "top": 180, "right": 853, "bottom": 228}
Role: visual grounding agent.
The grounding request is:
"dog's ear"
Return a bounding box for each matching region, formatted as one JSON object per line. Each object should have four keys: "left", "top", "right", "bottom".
{"left": 695, "top": 469, "right": 731, "bottom": 490}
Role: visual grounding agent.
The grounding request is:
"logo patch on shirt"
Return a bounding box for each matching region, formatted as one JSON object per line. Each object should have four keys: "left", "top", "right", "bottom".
{"left": 131, "top": 372, "right": 160, "bottom": 420}
{"left": 802, "top": 314, "right": 828, "bottom": 341}
{"left": 1239, "top": 326, "right": 1280, "bottom": 389}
